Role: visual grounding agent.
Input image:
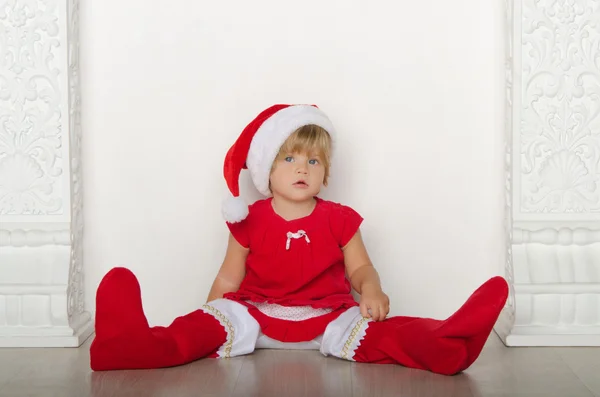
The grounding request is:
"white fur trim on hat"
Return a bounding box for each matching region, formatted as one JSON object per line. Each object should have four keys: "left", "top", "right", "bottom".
{"left": 245, "top": 105, "right": 335, "bottom": 197}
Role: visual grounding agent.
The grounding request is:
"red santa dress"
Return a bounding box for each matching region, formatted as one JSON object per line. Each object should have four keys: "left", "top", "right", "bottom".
{"left": 222, "top": 196, "right": 362, "bottom": 343}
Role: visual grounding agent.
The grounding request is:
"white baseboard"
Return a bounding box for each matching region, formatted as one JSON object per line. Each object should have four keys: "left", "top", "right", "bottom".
{"left": 0, "top": 318, "right": 95, "bottom": 348}
{"left": 494, "top": 307, "right": 600, "bottom": 347}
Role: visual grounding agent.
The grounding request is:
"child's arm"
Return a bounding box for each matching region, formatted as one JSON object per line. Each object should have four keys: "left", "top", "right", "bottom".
{"left": 206, "top": 233, "right": 249, "bottom": 302}
{"left": 343, "top": 230, "right": 390, "bottom": 321}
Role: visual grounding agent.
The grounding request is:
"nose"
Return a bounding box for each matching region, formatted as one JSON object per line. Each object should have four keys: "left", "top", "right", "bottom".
{"left": 296, "top": 160, "right": 308, "bottom": 174}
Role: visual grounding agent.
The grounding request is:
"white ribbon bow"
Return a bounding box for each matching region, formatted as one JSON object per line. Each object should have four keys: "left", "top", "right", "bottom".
{"left": 286, "top": 230, "right": 310, "bottom": 250}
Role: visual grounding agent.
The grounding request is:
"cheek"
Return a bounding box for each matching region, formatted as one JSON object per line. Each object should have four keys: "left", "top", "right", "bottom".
{"left": 278, "top": 162, "right": 295, "bottom": 174}
{"left": 269, "top": 167, "right": 287, "bottom": 184}
{"left": 269, "top": 171, "right": 279, "bottom": 184}
{"left": 311, "top": 167, "right": 325, "bottom": 180}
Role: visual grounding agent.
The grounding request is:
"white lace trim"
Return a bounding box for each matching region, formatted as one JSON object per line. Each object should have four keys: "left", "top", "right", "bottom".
{"left": 246, "top": 301, "right": 333, "bottom": 321}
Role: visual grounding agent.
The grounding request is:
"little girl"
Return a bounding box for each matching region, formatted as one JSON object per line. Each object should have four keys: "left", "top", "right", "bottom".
{"left": 90, "top": 104, "right": 508, "bottom": 376}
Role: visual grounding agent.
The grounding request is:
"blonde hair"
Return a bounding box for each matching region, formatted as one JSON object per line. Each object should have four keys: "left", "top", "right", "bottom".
{"left": 271, "top": 124, "right": 332, "bottom": 185}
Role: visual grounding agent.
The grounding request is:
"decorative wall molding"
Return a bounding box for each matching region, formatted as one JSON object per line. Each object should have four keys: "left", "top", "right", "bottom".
{"left": 0, "top": 0, "right": 93, "bottom": 347}
{"left": 0, "top": 229, "right": 71, "bottom": 246}
{"left": 0, "top": 0, "right": 65, "bottom": 216}
{"left": 517, "top": 1, "right": 600, "bottom": 216}
{"left": 495, "top": 0, "right": 600, "bottom": 346}
{"left": 512, "top": 227, "right": 600, "bottom": 245}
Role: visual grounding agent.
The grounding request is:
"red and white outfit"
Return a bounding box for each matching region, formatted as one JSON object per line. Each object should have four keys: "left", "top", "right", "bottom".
{"left": 204, "top": 196, "right": 368, "bottom": 359}
{"left": 90, "top": 104, "right": 509, "bottom": 375}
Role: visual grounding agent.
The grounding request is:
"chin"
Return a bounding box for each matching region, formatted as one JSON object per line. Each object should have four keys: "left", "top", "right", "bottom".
{"left": 297, "top": 191, "right": 320, "bottom": 201}
{"left": 282, "top": 191, "right": 318, "bottom": 202}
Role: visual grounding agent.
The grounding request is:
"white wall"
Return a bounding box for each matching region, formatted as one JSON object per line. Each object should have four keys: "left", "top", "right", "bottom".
{"left": 80, "top": 0, "right": 506, "bottom": 326}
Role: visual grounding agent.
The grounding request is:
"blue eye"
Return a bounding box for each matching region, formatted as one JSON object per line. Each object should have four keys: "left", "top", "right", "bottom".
{"left": 309, "top": 159, "right": 319, "bottom": 165}
{"left": 285, "top": 156, "right": 294, "bottom": 162}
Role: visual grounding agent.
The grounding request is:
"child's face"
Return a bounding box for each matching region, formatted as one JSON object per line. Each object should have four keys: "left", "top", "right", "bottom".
{"left": 269, "top": 151, "right": 325, "bottom": 202}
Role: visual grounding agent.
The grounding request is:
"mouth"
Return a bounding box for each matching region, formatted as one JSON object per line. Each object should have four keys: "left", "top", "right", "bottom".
{"left": 293, "top": 180, "right": 309, "bottom": 188}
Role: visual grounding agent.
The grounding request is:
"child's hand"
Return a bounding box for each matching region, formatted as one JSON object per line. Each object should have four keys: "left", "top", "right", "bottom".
{"left": 359, "top": 285, "right": 390, "bottom": 321}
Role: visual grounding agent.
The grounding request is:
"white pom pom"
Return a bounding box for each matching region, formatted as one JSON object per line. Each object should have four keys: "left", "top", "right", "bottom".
{"left": 222, "top": 196, "right": 249, "bottom": 223}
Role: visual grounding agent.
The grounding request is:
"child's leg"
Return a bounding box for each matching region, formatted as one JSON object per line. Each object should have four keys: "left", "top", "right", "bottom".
{"left": 320, "top": 276, "right": 508, "bottom": 375}
{"left": 90, "top": 267, "right": 260, "bottom": 371}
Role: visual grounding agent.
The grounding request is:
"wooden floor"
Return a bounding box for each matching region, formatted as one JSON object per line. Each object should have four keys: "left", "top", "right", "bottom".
{"left": 0, "top": 332, "right": 598, "bottom": 397}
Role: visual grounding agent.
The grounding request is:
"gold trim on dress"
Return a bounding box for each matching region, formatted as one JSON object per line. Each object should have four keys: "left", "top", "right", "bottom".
{"left": 341, "top": 317, "right": 368, "bottom": 360}
{"left": 202, "top": 304, "right": 235, "bottom": 358}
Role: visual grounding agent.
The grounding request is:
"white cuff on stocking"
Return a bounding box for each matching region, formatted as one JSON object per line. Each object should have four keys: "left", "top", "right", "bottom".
{"left": 201, "top": 299, "right": 260, "bottom": 358}
{"left": 319, "top": 306, "right": 371, "bottom": 361}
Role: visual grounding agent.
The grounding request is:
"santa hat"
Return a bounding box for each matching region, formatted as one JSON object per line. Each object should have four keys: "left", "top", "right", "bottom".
{"left": 222, "top": 104, "right": 336, "bottom": 223}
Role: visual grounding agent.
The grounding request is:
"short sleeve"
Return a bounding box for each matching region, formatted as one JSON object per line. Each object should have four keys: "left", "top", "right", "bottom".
{"left": 226, "top": 219, "right": 250, "bottom": 248}
{"left": 330, "top": 204, "right": 364, "bottom": 247}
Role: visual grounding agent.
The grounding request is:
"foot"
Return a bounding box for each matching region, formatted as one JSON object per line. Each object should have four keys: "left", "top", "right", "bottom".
{"left": 437, "top": 276, "right": 509, "bottom": 372}
{"left": 438, "top": 276, "right": 508, "bottom": 338}
{"left": 91, "top": 267, "right": 158, "bottom": 370}
{"left": 93, "top": 267, "right": 150, "bottom": 340}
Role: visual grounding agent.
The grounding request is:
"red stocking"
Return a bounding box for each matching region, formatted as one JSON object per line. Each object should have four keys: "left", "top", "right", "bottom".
{"left": 90, "top": 267, "right": 227, "bottom": 371}
{"left": 354, "top": 276, "right": 508, "bottom": 375}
